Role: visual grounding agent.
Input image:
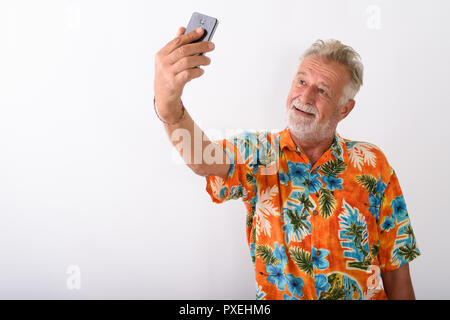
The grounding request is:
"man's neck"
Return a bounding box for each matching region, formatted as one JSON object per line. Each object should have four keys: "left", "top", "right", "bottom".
{"left": 291, "top": 133, "right": 335, "bottom": 166}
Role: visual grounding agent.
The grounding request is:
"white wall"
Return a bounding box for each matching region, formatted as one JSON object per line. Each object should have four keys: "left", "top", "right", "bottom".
{"left": 0, "top": 0, "right": 449, "bottom": 299}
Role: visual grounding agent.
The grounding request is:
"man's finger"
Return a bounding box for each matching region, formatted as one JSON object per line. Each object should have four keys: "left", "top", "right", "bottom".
{"left": 174, "top": 67, "right": 204, "bottom": 85}
{"left": 171, "top": 55, "right": 211, "bottom": 74}
{"left": 176, "top": 26, "right": 186, "bottom": 37}
{"left": 162, "top": 27, "right": 204, "bottom": 55}
{"left": 167, "top": 41, "right": 214, "bottom": 64}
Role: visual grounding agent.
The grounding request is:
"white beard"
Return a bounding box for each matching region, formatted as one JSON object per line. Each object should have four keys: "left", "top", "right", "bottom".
{"left": 286, "top": 98, "right": 339, "bottom": 144}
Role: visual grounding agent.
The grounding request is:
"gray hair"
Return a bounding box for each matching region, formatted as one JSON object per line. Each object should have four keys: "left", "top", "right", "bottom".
{"left": 300, "top": 39, "right": 364, "bottom": 105}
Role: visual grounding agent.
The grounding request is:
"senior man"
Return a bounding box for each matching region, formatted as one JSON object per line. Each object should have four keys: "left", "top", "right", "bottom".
{"left": 153, "top": 26, "right": 421, "bottom": 300}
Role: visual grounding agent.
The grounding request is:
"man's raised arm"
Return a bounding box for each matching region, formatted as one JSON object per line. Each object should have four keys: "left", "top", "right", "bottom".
{"left": 153, "top": 26, "right": 230, "bottom": 178}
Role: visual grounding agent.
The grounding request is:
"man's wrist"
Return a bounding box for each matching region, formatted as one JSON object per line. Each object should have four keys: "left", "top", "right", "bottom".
{"left": 153, "top": 96, "right": 185, "bottom": 125}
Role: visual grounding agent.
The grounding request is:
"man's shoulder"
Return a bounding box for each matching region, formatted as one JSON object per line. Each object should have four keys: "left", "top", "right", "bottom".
{"left": 341, "top": 137, "right": 383, "bottom": 152}
{"left": 340, "top": 135, "right": 392, "bottom": 172}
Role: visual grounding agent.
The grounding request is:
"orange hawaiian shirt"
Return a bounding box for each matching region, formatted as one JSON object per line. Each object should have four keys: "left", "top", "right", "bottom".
{"left": 205, "top": 127, "right": 420, "bottom": 300}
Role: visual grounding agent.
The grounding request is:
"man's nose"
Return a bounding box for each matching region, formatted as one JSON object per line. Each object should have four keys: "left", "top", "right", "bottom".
{"left": 299, "top": 85, "right": 316, "bottom": 106}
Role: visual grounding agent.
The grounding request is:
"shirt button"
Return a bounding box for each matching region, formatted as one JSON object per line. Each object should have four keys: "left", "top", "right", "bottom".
{"left": 313, "top": 210, "right": 318, "bottom": 216}
{"left": 316, "top": 249, "right": 321, "bottom": 256}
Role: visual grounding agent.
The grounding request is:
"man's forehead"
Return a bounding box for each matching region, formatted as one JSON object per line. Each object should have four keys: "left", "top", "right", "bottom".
{"left": 296, "top": 56, "right": 349, "bottom": 85}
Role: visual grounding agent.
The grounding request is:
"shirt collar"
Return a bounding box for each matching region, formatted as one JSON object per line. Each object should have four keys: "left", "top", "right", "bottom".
{"left": 279, "top": 127, "right": 345, "bottom": 161}
{"left": 279, "top": 127, "right": 298, "bottom": 152}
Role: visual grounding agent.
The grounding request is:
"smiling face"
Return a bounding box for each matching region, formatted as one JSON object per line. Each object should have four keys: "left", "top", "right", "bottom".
{"left": 286, "top": 55, "right": 355, "bottom": 143}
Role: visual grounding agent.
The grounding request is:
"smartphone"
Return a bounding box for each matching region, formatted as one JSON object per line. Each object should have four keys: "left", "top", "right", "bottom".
{"left": 184, "top": 12, "right": 218, "bottom": 55}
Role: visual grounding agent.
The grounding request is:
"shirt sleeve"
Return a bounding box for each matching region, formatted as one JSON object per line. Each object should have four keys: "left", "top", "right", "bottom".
{"left": 377, "top": 168, "right": 421, "bottom": 273}
{"left": 205, "top": 132, "right": 258, "bottom": 204}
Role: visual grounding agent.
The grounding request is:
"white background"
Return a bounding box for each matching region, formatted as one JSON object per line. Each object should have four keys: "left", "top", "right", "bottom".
{"left": 0, "top": 0, "right": 449, "bottom": 299}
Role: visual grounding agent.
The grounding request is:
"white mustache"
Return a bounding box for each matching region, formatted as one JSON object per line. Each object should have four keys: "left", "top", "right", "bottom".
{"left": 291, "top": 98, "right": 318, "bottom": 115}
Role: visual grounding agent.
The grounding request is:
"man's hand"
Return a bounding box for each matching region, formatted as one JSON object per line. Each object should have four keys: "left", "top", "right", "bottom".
{"left": 381, "top": 263, "right": 416, "bottom": 300}
{"left": 153, "top": 26, "right": 229, "bottom": 178}
{"left": 154, "top": 26, "right": 215, "bottom": 122}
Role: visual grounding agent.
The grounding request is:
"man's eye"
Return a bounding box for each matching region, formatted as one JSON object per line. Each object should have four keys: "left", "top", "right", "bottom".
{"left": 298, "top": 80, "right": 306, "bottom": 85}
{"left": 318, "top": 88, "right": 327, "bottom": 95}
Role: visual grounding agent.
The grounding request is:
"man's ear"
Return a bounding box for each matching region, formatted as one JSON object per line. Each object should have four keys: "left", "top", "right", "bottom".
{"left": 338, "top": 99, "right": 355, "bottom": 121}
